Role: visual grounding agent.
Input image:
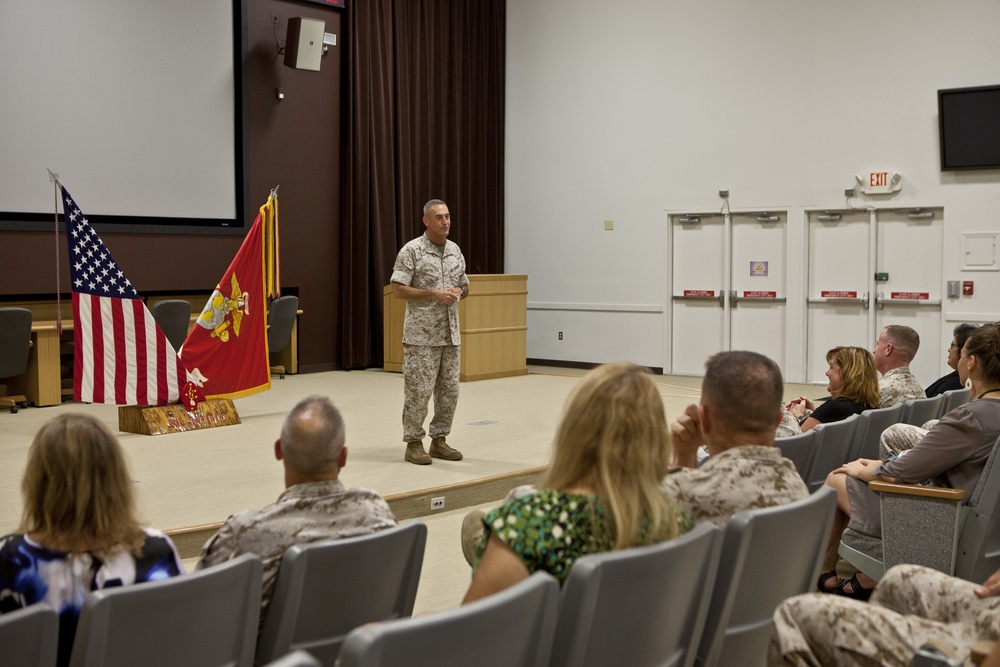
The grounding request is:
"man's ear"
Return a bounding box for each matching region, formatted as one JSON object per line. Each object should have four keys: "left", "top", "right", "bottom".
{"left": 699, "top": 403, "right": 712, "bottom": 435}
{"left": 274, "top": 439, "right": 283, "bottom": 461}
{"left": 338, "top": 445, "right": 348, "bottom": 469}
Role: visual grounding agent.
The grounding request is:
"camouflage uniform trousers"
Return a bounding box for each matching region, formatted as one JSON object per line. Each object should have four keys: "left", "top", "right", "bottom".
{"left": 769, "top": 564, "right": 1000, "bottom": 667}
{"left": 879, "top": 420, "right": 939, "bottom": 459}
{"left": 402, "top": 343, "right": 460, "bottom": 443}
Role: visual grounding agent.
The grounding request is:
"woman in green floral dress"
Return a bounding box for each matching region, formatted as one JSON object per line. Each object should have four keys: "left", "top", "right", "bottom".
{"left": 462, "top": 362, "right": 693, "bottom": 603}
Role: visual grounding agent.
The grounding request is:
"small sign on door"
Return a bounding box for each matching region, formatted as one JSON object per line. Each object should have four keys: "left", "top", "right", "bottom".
{"left": 750, "top": 261, "right": 769, "bottom": 276}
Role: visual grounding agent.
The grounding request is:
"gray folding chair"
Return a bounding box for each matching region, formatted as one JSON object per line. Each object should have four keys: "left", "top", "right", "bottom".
{"left": 694, "top": 487, "right": 838, "bottom": 667}
{"left": 550, "top": 521, "right": 721, "bottom": 667}
{"left": 337, "top": 571, "right": 559, "bottom": 667}
{"left": 0, "top": 604, "right": 58, "bottom": 667}
{"left": 804, "top": 413, "right": 860, "bottom": 493}
{"left": 941, "top": 387, "right": 971, "bottom": 414}
{"left": 900, "top": 394, "right": 946, "bottom": 426}
{"left": 267, "top": 295, "right": 299, "bottom": 378}
{"left": 69, "top": 553, "right": 262, "bottom": 667}
{"left": 775, "top": 429, "right": 820, "bottom": 480}
{"left": 848, "top": 404, "right": 905, "bottom": 460}
{"left": 840, "top": 435, "right": 1000, "bottom": 584}
{"left": 261, "top": 650, "right": 322, "bottom": 667}
{"left": 149, "top": 299, "right": 192, "bottom": 352}
{"left": 0, "top": 306, "right": 33, "bottom": 413}
{"left": 256, "top": 523, "right": 426, "bottom": 666}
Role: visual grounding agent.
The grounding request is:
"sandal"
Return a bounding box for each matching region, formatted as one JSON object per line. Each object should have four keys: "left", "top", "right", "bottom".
{"left": 817, "top": 570, "right": 840, "bottom": 593}
{"left": 835, "top": 574, "right": 874, "bottom": 601}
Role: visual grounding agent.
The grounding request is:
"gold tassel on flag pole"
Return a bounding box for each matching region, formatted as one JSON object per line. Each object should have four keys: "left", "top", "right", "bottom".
{"left": 263, "top": 186, "right": 280, "bottom": 299}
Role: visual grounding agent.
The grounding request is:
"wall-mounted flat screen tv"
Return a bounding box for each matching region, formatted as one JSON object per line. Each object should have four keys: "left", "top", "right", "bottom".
{"left": 938, "top": 84, "right": 1000, "bottom": 171}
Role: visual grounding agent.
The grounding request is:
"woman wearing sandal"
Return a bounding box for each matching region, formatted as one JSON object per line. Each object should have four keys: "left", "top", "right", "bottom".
{"left": 820, "top": 322, "right": 1000, "bottom": 599}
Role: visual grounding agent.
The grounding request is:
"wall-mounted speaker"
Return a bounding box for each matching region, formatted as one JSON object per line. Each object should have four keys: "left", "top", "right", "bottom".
{"left": 284, "top": 17, "right": 325, "bottom": 71}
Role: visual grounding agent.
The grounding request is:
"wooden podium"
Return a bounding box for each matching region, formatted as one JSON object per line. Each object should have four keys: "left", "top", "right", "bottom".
{"left": 383, "top": 274, "right": 528, "bottom": 381}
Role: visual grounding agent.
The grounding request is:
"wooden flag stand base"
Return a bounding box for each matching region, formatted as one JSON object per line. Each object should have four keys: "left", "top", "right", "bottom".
{"left": 118, "top": 399, "right": 241, "bottom": 436}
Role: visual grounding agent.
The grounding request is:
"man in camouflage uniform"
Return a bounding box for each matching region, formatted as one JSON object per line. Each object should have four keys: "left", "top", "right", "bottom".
{"left": 770, "top": 563, "right": 1000, "bottom": 666}
{"left": 875, "top": 324, "right": 926, "bottom": 408}
{"left": 663, "top": 350, "right": 809, "bottom": 527}
{"left": 390, "top": 199, "right": 469, "bottom": 465}
{"left": 196, "top": 396, "right": 396, "bottom": 628}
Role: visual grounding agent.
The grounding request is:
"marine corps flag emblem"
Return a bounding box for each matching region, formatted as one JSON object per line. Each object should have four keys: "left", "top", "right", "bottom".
{"left": 180, "top": 194, "right": 279, "bottom": 400}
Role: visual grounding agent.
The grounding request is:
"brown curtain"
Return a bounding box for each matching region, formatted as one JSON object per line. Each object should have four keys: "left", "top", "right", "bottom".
{"left": 340, "top": 0, "right": 505, "bottom": 369}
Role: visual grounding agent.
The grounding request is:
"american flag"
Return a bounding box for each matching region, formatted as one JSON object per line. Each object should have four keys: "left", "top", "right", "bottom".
{"left": 62, "top": 185, "right": 188, "bottom": 405}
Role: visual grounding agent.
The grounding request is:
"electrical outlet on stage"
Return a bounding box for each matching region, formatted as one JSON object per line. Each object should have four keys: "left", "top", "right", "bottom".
{"left": 431, "top": 497, "right": 445, "bottom": 510}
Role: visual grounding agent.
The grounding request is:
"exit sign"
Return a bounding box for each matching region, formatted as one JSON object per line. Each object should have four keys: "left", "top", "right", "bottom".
{"left": 857, "top": 171, "right": 902, "bottom": 195}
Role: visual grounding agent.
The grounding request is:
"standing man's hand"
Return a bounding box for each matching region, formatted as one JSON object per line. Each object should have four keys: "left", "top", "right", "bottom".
{"left": 433, "top": 288, "right": 463, "bottom": 305}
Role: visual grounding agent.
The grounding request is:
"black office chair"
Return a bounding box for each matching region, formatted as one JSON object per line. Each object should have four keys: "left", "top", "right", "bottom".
{"left": 149, "top": 299, "right": 192, "bottom": 352}
{"left": 0, "top": 307, "right": 33, "bottom": 413}
{"left": 268, "top": 295, "right": 299, "bottom": 379}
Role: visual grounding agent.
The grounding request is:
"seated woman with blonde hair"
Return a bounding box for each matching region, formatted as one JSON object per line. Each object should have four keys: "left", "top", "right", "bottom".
{"left": 462, "top": 362, "right": 693, "bottom": 603}
{"left": 0, "top": 413, "right": 184, "bottom": 667}
{"left": 786, "top": 346, "right": 879, "bottom": 432}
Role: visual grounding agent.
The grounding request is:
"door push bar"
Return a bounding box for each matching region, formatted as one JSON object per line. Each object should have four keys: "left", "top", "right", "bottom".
{"left": 729, "top": 291, "right": 786, "bottom": 304}
{"left": 875, "top": 292, "right": 941, "bottom": 309}
{"left": 806, "top": 292, "right": 870, "bottom": 309}
{"left": 673, "top": 293, "right": 725, "bottom": 306}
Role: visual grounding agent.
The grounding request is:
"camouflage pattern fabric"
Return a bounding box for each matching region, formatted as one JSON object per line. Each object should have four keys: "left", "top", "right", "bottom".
{"left": 196, "top": 480, "right": 396, "bottom": 629}
{"left": 661, "top": 445, "right": 809, "bottom": 528}
{"left": 879, "top": 421, "right": 937, "bottom": 459}
{"left": 769, "top": 564, "right": 1000, "bottom": 666}
{"left": 880, "top": 366, "right": 926, "bottom": 408}
{"left": 776, "top": 405, "right": 803, "bottom": 438}
{"left": 402, "top": 343, "right": 460, "bottom": 442}
{"left": 390, "top": 234, "right": 469, "bottom": 346}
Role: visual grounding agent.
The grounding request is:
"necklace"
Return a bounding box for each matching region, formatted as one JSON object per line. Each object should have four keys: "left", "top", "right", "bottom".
{"left": 977, "top": 388, "right": 1000, "bottom": 399}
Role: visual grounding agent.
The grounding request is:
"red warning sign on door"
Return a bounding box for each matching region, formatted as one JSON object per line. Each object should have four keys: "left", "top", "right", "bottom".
{"left": 743, "top": 291, "right": 777, "bottom": 298}
{"left": 821, "top": 291, "right": 858, "bottom": 298}
{"left": 890, "top": 292, "right": 929, "bottom": 300}
{"left": 683, "top": 290, "right": 715, "bottom": 297}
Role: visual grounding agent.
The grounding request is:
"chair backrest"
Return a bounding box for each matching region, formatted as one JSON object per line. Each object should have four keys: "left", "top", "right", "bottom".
{"left": 550, "top": 521, "right": 720, "bottom": 667}
{"left": 900, "top": 394, "right": 946, "bottom": 426}
{"left": 149, "top": 299, "right": 192, "bottom": 351}
{"left": 337, "top": 571, "right": 559, "bottom": 667}
{"left": 0, "top": 604, "right": 58, "bottom": 667}
{"left": 848, "top": 403, "right": 906, "bottom": 460}
{"left": 775, "top": 429, "right": 820, "bottom": 480}
{"left": 0, "top": 307, "right": 33, "bottom": 378}
{"left": 804, "top": 413, "right": 860, "bottom": 493}
{"left": 267, "top": 296, "right": 299, "bottom": 355}
{"left": 695, "top": 486, "right": 838, "bottom": 667}
{"left": 261, "top": 650, "right": 323, "bottom": 667}
{"left": 941, "top": 387, "right": 972, "bottom": 414}
{"left": 256, "top": 522, "right": 426, "bottom": 666}
{"left": 956, "top": 435, "right": 1000, "bottom": 583}
{"left": 69, "top": 553, "right": 262, "bottom": 667}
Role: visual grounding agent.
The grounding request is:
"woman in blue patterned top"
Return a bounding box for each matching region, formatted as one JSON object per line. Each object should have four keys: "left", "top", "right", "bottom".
{"left": 462, "top": 363, "right": 693, "bottom": 603}
{"left": 0, "top": 413, "right": 184, "bottom": 667}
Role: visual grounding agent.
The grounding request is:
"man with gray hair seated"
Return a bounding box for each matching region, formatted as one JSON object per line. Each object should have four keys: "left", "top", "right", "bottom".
{"left": 874, "top": 324, "right": 926, "bottom": 408}
{"left": 197, "top": 395, "right": 397, "bottom": 629}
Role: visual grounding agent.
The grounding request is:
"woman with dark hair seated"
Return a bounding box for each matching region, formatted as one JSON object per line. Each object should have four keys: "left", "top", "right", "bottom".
{"left": 462, "top": 362, "right": 692, "bottom": 603}
{"left": 0, "top": 414, "right": 184, "bottom": 667}
{"left": 925, "top": 322, "right": 978, "bottom": 397}
{"left": 819, "top": 323, "right": 1000, "bottom": 598}
{"left": 785, "top": 346, "right": 879, "bottom": 432}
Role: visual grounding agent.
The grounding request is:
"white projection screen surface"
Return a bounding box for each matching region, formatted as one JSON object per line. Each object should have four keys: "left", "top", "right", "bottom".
{"left": 0, "top": 1, "right": 243, "bottom": 229}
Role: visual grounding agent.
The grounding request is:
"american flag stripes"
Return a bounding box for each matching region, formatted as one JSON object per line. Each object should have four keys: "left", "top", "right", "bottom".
{"left": 62, "top": 185, "right": 188, "bottom": 405}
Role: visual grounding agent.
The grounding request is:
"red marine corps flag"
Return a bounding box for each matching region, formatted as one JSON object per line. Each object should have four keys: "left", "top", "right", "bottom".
{"left": 179, "top": 193, "right": 279, "bottom": 400}
{"left": 61, "top": 184, "right": 188, "bottom": 405}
